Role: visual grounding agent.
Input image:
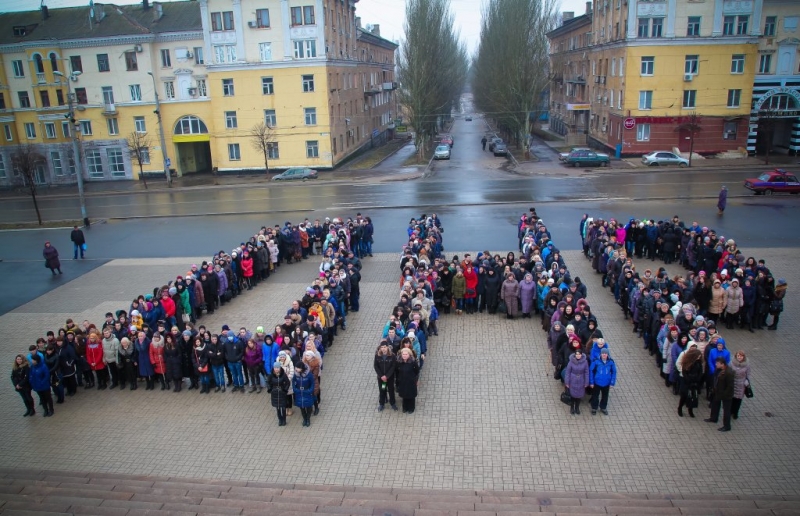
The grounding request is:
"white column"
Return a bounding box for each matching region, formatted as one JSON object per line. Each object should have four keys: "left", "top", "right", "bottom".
{"left": 281, "top": 0, "right": 292, "bottom": 60}
{"left": 712, "top": 0, "right": 724, "bottom": 36}
{"left": 666, "top": 0, "right": 677, "bottom": 37}
{"left": 316, "top": 0, "right": 326, "bottom": 59}
{"left": 751, "top": 0, "right": 763, "bottom": 36}
{"left": 626, "top": 0, "right": 637, "bottom": 39}
{"left": 199, "top": 0, "right": 212, "bottom": 66}
{"left": 790, "top": 118, "right": 800, "bottom": 153}
{"left": 232, "top": 0, "right": 245, "bottom": 62}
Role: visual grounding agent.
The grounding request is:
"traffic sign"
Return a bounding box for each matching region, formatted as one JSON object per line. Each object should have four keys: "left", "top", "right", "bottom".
{"left": 624, "top": 118, "right": 636, "bottom": 130}
{"left": 165, "top": 158, "right": 171, "bottom": 167}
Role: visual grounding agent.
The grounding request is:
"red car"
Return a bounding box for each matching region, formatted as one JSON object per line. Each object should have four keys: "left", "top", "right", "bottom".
{"left": 743, "top": 169, "right": 800, "bottom": 195}
{"left": 439, "top": 134, "right": 454, "bottom": 147}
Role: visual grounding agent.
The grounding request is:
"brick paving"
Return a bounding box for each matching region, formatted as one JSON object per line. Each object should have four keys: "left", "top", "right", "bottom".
{"left": 0, "top": 251, "right": 798, "bottom": 497}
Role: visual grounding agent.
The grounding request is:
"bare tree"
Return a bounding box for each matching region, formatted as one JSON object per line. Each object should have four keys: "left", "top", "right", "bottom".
{"left": 249, "top": 122, "right": 277, "bottom": 174}
{"left": 677, "top": 111, "right": 702, "bottom": 167}
{"left": 10, "top": 144, "right": 46, "bottom": 225}
{"left": 126, "top": 131, "right": 152, "bottom": 190}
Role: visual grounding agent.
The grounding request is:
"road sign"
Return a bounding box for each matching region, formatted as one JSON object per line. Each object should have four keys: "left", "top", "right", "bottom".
{"left": 624, "top": 118, "right": 636, "bottom": 130}
{"left": 165, "top": 158, "right": 171, "bottom": 167}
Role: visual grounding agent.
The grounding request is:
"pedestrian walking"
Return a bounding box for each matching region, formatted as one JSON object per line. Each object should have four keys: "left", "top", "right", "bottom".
{"left": 43, "top": 241, "right": 62, "bottom": 275}
{"left": 717, "top": 186, "right": 727, "bottom": 215}
{"left": 589, "top": 347, "right": 617, "bottom": 415}
{"left": 705, "top": 357, "right": 734, "bottom": 432}
{"left": 481, "top": 136, "right": 487, "bottom": 151}
{"left": 11, "top": 355, "right": 35, "bottom": 417}
{"left": 71, "top": 225, "right": 86, "bottom": 259}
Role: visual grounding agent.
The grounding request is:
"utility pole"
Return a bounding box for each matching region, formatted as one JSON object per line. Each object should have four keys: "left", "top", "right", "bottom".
{"left": 54, "top": 70, "right": 89, "bottom": 226}
{"left": 148, "top": 72, "right": 172, "bottom": 187}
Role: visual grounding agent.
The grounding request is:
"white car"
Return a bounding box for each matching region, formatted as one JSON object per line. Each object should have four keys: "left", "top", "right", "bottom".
{"left": 434, "top": 145, "right": 451, "bottom": 160}
{"left": 641, "top": 151, "right": 689, "bottom": 167}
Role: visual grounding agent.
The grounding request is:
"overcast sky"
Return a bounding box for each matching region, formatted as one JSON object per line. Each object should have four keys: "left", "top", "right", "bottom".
{"left": 11, "top": 0, "right": 590, "bottom": 56}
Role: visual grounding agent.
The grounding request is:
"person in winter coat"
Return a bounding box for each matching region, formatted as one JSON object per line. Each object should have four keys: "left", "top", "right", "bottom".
{"left": 101, "top": 327, "right": 120, "bottom": 389}
{"left": 484, "top": 268, "right": 502, "bottom": 314}
{"left": 564, "top": 348, "right": 590, "bottom": 415}
{"left": 207, "top": 334, "right": 227, "bottom": 392}
{"left": 149, "top": 333, "right": 167, "bottom": 390}
{"left": 164, "top": 334, "right": 183, "bottom": 392}
{"left": 589, "top": 347, "right": 617, "bottom": 415}
{"left": 724, "top": 277, "right": 744, "bottom": 329}
{"left": 240, "top": 251, "right": 254, "bottom": 290}
{"left": 677, "top": 343, "right": 703, "bottom": 417}
{"left": 277, "top": 350, "right": 295, "bottom": 415}
{"left": 192, "top": 337, "right": 211, "bottom": 393}
{"left": 243, "top": 339, "right": 263, "bottom": 393}
{"left": 267, "top": 362, "right": 291, "bottom": 426}
{"left": 717, "top": 185, "right": 727, "bottom": 215}
{"left": 518, "top": 273, "right": 537, "bottom": 318}
{"left": 43, "top": 241, "right": 62, "bottom": 275}
{"left": 705, "top": 357, "right": 735, "bottom": 431}
{"left": 29, "top": 354, "right": 54, "bottom": 417}
{"left": 134, "top": 331, "right": 154, "bottom": 389}
{"left": 730, "top": 350, "right": 751, "bottom": 420}
{"left": 396, "top": 348, "right": 420, "bottom": 414}
{"left": 708, "top": 279, "right": 727, "bottom": 324}
{"left": 302, "top": 349, "right": 321, "bottom": 415}
{"left": 374, "top": 342, "right": 398, "bottom": 411}
{"left": 548, "top": 320, "right": 565, "bottom": 372}
{"left": 768, "top": 278, "right": 787, "bottom": 330}
{"left": 707, "top": 338, "right": 731, "bottom": 378}
{"left": 179, "top": 330, "right": 199, "bottom": 390}
{"left": 462, "top": 266, "right": 478, "bottom": 314}
{"left": 292, "top": 362, "right": 316, "bottom": 427}
{"left": 117, "top": 337, "right": 138, "bottom": 390}
{"left": 85, "top": 332, "right": 108, "bottom": 389}
{"left": 451, "top": 270, "right": 466, "bottom": 314}
{"left": 501, "top": 274, "right": 521, "bottom": 319}
{"left": 11, "top": 355, "right": 35, "bottom": 417}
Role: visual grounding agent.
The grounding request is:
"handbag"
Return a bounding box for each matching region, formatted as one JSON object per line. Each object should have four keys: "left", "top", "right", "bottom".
{"left": 498, "top": 300, "right": 508, "bottom": 314}
{"left": 744, "top": 384, "right": 754, "bottom": 398}
{"left": 182, "top": 313, "right": 191, "bottom": 323}
{"left": 560, "top": 390, "right": 572, "bottom": 405}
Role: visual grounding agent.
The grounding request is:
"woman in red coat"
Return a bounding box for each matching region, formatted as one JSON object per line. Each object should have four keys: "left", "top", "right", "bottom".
{"left": 149, "top": 333, "right": 168, "bottom": 390}
{"left": 463, "top": 266, "right": 479, "bottom": 315}
{"left": 240, "top": 251, "right": 254, "bottom": 290}
{"left": 85, "top": 332, "right": 108, "bottom": 389}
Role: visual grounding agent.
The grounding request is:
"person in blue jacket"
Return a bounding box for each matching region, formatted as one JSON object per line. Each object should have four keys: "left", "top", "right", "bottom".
{"left": 589, "top": 337, "right": 610, "bottom": 364}
{"left": 589, "top": 347, "right": 617, "bottom": 416}
{"left": 29, "top": 354, "right": 55, "bottom": 417}
{"left": 707, "top": 337, "right": 731, "bottom": 376}
{"left": 292, "top": 362, "right": 316, "bottom": 427}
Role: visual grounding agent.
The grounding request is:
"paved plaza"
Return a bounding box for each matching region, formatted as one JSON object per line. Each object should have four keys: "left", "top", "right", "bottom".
{"left": 0, "top": 249, "right": 798, "bottom": 496}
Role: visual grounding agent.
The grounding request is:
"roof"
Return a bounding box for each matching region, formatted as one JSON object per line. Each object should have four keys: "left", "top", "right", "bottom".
{"left": 546, "top": 13, "right": 592, "bottom": 39}
{"left": 0, "top": 2, "right": 201, "bottom": 45}
{"left": 357, "top": 27, "right": 398, "bottom": 50}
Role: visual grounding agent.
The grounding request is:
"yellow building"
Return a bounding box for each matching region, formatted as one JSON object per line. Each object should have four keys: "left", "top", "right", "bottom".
{"left": 0, "top": 0, "right": 397, "bottom": 186}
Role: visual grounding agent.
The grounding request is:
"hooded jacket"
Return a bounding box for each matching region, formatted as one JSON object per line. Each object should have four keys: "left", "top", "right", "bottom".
{"left": 707, "top": 338, "right": 731, "bottom": 374}
{"left": 589, "top": 352, "right": 617, "bottom": 388}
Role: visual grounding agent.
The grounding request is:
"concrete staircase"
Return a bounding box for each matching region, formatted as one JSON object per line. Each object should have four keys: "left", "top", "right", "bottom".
{"left": 0, "top": 469, "right": 799, "bottom": 516}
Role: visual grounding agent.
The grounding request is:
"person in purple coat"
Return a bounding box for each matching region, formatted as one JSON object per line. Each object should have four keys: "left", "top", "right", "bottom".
{"left": 518, "top": 273, "right": 537, "bottom": 318}
{"left": 564, "top": 349, "right": 590, "bottom": 415}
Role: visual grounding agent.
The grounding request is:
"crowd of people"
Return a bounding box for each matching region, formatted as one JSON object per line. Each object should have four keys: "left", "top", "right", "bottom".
{"left": 579, "top": 213, "right": 781, "bottom": 432}
{"left": 14, "top": 215, "right": 374, "bottom": 425}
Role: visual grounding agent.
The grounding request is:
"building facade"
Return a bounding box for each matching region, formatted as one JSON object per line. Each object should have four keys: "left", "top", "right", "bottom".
{"left": 0, "top": 0, "right": 397, "bottom": 187}
{"left": 549, "top": 0, "right": 799, "bottom": 157}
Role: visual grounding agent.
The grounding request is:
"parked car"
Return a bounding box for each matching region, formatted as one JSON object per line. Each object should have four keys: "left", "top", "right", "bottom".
{"left": 434, "top": 145, "right": 451, "bottom": 160}
{"left": 465, "top": 116, "right": 473, "bottom": 121}
{"left": 564, "top": 149, "right": 610, "bottom": 167}
{"left": 743, "top": 169, "right": 800, "bottom": 195}
{"left": 488, "top": 137, "right": 503, "bottom": 152}
{"left": 559, "top": 147, "right": 590, "bottom": 162}
{"left": 440, "top": 134, "right": 454, "bottom": 147}
{"left": 493, "top": 141, "right": 508, "bottom": 157}
{"left": 641, "top": 151, "right": 689, "bottom": 167}
{"left": 272, "top": 167, "right": 318, "bottom": 181}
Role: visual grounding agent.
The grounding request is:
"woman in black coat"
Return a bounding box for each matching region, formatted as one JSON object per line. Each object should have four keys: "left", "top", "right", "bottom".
{"left": 11, "top": 355, "right": 35, "bottom": 416}
{"left": 179, "top": 331, "right": 198, "bottom": 389}
{"left": 484, "top": 268, "right": 502, "bottom": 314}
{"left": 395, "top": 348, "right": 420, "bottom": 414}
{"left": 164, "top": 335, "right": 183, "bottom": 392}
{"left": 43, "top": 241, "right": 62, "bottom": 275}
{"left": 267, "top": 362, "right": 291, "bottom": 426}
{"left": 191, "top": 338, "right": 211, "bottom": 393}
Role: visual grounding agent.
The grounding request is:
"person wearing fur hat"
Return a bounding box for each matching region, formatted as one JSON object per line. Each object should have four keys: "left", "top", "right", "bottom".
{"left": 267, "top": 361, "right": 291, "bottom": 426}
{"left": 564, "top": 348, "right": 590, "bottom": 415}
{"left": 589, "top": 347, "right": 617, "bottom": 415}
{"left": 768, "top": 278, "right": 787, "bottom": 330}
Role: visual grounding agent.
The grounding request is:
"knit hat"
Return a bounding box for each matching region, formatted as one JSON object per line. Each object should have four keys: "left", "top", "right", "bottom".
{"left": 182, "top": 330, "right": 192, "bottom": 337}
{"left": 600, "top": 348, "right": 609, "bottom": 356}
{"left": 303, "top": 350, "right": 315, "bottom": 359}
{"left": 273, "top": 361, "right": 282, "bottom": 370}
{"left": 168, "top": 287, "right": 177, "bottom": 296}
{"left": 256, "top": 326, "right": 265, "bottom": 334}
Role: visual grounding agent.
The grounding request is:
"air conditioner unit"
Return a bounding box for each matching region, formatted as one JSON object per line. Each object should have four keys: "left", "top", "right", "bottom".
{"left": 248, "top": 20, "right": 257, "bottom": 28}
{"left": 188, "top": 87, "right": 198, "bottom": 96}
{"left": 186, "top": 51, "right": 193, "bottom": 58}
{"left": 602, "top": 124, "right": 608, "bottom": 132}
{"left": 134, "top": 44, "right": 143, "bottom": 53}
{"left": 594, "top": 76, "right": 600, "bottom": 83}
{"left": 600, "top": 76, "right": 606, "bottom": 84}
{"left": 684, "top": 74, "right": 693, "bottom": 82}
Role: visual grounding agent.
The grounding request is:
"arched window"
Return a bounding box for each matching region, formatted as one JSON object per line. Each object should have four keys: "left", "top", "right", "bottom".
{"left": 761, "top": 94, "right": 798, "bottom": 111}
{"left": 174, "top": 115, "right": 208, "bottom": 134}
{"left": 49, "top": 52, "right": 59, "bottom": 72}
{"left": 33, "top": 53, "right": 44, "bottom": 73}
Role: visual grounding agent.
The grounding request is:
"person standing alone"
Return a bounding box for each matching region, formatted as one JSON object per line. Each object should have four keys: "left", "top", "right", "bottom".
{"left": 717, "top": 186, "right": 727, "bottom": 216}
{"left": 71, "top": 225, "right": 86, "bottom": 259}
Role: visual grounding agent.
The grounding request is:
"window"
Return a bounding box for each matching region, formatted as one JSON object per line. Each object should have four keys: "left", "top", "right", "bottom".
{"left": 45, "top": 122, "right": 56, "bottom": 138}
{"left": 684, "top": 55, "right": 698, "bottom": 75}
{"left": 293, "top": 40, "right": 317, "bottom": 59}
{"left": 164, "top": 81, "right": 175, "bottom": 100}
{"left": 75, "top": 88, "right": 87, "bottom": 104}
{"left": 228, "top": 143, "right": 241, "bottom": 160}
{"left": 108, "top": 148, "right": 125, "bottom": 177}
{"left": 262, "top": 77, "right": 274, "bottom": 94}
{"left": 302, "top": 74, "right": 315, "bottom": 92}
{"left": 194, "top": 47, "right": 204, "bottom": 65}
{"left": 618, "top": 90, "right": 623, "bottom": 109}
{"left": 256, "top": 8, "right": 270, "bottom": 27}
{"left": 4, "top": 124, "right": 12, "bottom": 141}
{"left": 291, "top": 6, "right": 303, "bottom": 25}
{"left": 174, "top": 115, "right": 208, "bottom": 134}
{"left": 197, "top": 79, "right": 207, "bottom": 97}
{"left": 268, "top": 142, "right": 279, "bottom": 159}
{"left": 727, "top": 89, "right": 741, "bottom": 108}
{"left": 130, "top": 84, "right": 142, "bottom": 101}
{"left": 736, "top": 15, "right": 748, "bottom": 35}
{"left": 641, "top": 56, "right": 654, "bottom": 75}
{"left": 24, "top": 122, "right": 36, "bottom": 139}
{"left": 636, "top": 124, "right": 650, "bottom": 141}
{"left": 214, "top": 45, "right": 237, "bottom": 63}
{"left": 639, "top": 90, "right": 652, "bottom": 109}
{"left": 222, "top": 78, "right": 234, "bottom": 96}
{"left": 12, "top": 60, "right": 24, "bottom": 77}
{"left": 124, "top": 51, "right": 138, "bottom": 71}
{"left": 211, "top": 11, "right": 234, "bottom": 31}
{"left": 306, "top": 140, "right": 319, "bottom": 158}
{"left": 304, "top": 107, "right": 317, "bottom": 125}
{"left": 682, "top": 90, "right": 696, "bottom": 108}
{"left": 611, "top": 59, "right": 616, "bottom": 76}
{"left": 764, "top": 16, "right": 776, "bottom": 36}
{"left": 40, "top": 90, "right": 50, "bottom": 107}
{"left": 161, "top": 49, "right": 172, "bottom": 68}
{"left": 785, "top": 17, "right": 799, "bottom": 31}
{"left": 102, "top": 86, "right": 114, "bottom": 105}
{"left": 651, "top": 18, "right": 663, "bottom": 37}
{"left": 134, "top": 116, "right": 146, "bottom": 133}
{"left": 107, "top": 117, "right": 119, "bottom": 135}
{"left": 0, "top": 93, "right": 4, "bottom": 109}
{"left": 86, "top": 150, "right": 103, "bottom": 178}
{"left": 303, "top": 6, "right": 315, "bottom": 24}
{"left": 225, "top": 110, "right": 238, "bottom": 128}
{"left": 34, "top": 54, "right": 44, "bottom": 75}
{"left": 723, "top": 121, "right": 738, "bottom": 140}
{"left": 56, "top": 90, "right": 65, "bottom": 106}
{"left": 687, "top": 16, "right": 700, "bottom": 36}
{"left": 731, "top": 54, "right": 745, "bottom": 73}
{"left": 0, "top": 155, "right": 5, "bottom": 178}
{"left": 759, "top": 54, "right": 772, "bottom": 74}
{"left": 264, "top": 109, "right": 277, "bottom": 126}
{"left": 62, "top": 121, "right": 70, "bottom": 138}
{"left": 637, "top": 17, "right": 649, "bottom": 37}
{"left": 80, "top": 120, "right": 92, "bottom": 135}
{"left": 69, "top": 55, "right": 82, "bottom": 73}
{"left": 723, "top": 16, "right": 735, "bottom": 35}
{"left": 51, "top": 152, "right": 64, "bottom": 176}
{"left": 18, "top": 91, "right": 31, "bottom": 108}
{"left": 49, "top": 52, "right": 59, "bottom": 72}
{"left": 67, "top": 152, "right": 76, "bottom": 175}
{"left": 619, "top": 57, "right": 624, "bottom": 77}
{"left": 259, "top": 42, "right": 272, "bottom": 62}
{"left": 97, "top": 53, "right": 110, "bottom": 72}
{"left": 138, "top": 147, "right": 151, "bottom": 164}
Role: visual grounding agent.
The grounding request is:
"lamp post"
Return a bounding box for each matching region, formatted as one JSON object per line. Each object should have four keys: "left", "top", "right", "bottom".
{"left": 147, "top": 72, "right": 171, "bottom": 187}
{"left": 54, "top": 70, "right": 89, "bottom": 226}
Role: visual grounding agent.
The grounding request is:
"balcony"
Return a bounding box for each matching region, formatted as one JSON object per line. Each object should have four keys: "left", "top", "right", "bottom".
{"left": 382, "top": 81, "right": 397, "bottom": 90}
{"left": 36, "top": 73, "right": 46, "bottom": 84}
{"left": 566, "top": 75, "right": 587, "bottom": 84}
{"left": 102, "top": 103, "right": 117, "bottom": 116}
{"left": 363, "top": 86, "right": 381, "bottom": 96}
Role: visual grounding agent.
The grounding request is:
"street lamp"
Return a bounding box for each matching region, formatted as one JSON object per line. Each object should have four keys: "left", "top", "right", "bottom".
{"left": 147, "top": 71, "right": 172, "bottom": 187}
{"left": 53, "top": 70, "right": 89, "bottom": 226}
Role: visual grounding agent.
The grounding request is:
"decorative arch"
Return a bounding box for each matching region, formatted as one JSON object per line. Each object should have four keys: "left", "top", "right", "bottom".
{"left": 174, "top": 115, "right": 208, "bottom": 135}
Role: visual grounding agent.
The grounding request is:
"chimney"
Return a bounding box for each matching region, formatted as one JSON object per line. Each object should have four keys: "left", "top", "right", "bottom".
{"left": 355, "top": 16, "right": 361, "bottom": 29}
{"left": 153, "top": 1, "right": 163, "bottom": 20}
{"left": 94, "top": 3, "right": 106, "bottom": 22}
{"left": 41, "top": 5, "right": 49, "bottom": 20}
{"left": 562, "top": 11, "right": 574, "bottom": 22}
{"left": 143, "top": 0, "right": 149, "bottom": 9}
{"left": 370, "top": 24, "right": 380, "bottom": 36}
{"left": 586, "top": 2, "right": 592, "bottom": 14}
